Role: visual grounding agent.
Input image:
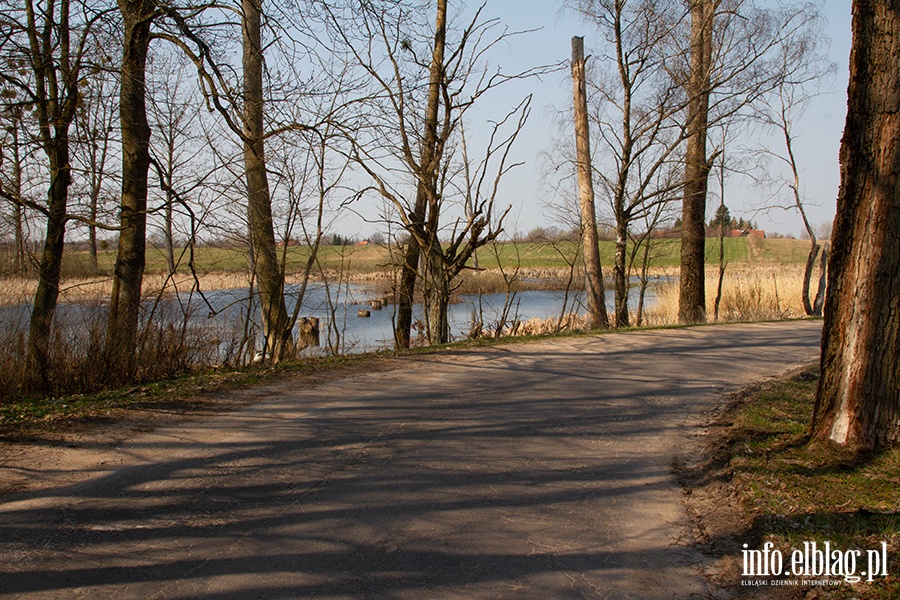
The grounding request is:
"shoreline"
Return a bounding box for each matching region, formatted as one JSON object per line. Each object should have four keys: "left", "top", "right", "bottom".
{"left": 0, "top": 266, "right": 669, "bottom": 308}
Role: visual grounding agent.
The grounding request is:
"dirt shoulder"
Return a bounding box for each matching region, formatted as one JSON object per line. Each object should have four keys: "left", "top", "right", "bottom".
{"left": 676, "top": 377, "right": 786, "bottom": 597}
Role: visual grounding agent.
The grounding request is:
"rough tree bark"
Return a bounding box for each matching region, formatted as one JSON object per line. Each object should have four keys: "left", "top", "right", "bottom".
{"left": 810, "top": 0, "right": 900, "bottom": 452}
{"left": 107, "top": 0, "right": 155, "bottom": 377}
{"left": 572, "top": 36, "right": 608, "bottom": 330}
{"left": 242, "top": 0, "right": 293, "bottom": 361}
{"left": 678, "top": 0, "right": 717, "bottom": 324}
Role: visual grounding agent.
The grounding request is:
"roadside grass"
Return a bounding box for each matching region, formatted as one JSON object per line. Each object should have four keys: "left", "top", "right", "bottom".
{"left": 723, "top": 368, "right": 900, "bottom": 598}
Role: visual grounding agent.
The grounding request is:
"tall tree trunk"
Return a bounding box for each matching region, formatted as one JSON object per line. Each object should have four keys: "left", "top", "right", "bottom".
{"left": 22, "top": 0, "right": 79, "bottom": 391}
{"left": 107, "top": 0, "right": 154, "bottom": 376}
{"left": 572, "top": 36, "right": 609, "bottom": 330}
{"left": 810, "top": 1, "right": 900, "bottom": 452}
{"left": 395, "top": 0, "right": 447, "bottom": 349}
{"left": 243, "top": 0, "right": 293, "bottom": 361}
{"left": 395, "top": 235, "right": 421, "bottom": 348}
{"left": 678, "top": 0, "right": 716, "bottom": 324}
{"left": 25, "top": 137, "right": 69, "bottom": 391}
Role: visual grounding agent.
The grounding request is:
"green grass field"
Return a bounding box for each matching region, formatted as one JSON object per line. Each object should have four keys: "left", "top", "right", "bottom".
{"left": 50, "top": 236, "right": 810, "bottom": 279}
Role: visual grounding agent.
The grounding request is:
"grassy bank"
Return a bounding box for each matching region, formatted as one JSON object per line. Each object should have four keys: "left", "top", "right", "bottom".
{"left": 49, "top": 236, "right": 807, "bottom": 279}
{"left": 0, "top": 351, "right": 392, "bottom": 437}
{"left": 684, "top": 368, "right": 899, "bottom": 599}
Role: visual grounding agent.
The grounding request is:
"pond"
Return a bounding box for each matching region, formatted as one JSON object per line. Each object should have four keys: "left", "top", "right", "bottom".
{"left": 0, "top": 279, "right": 664, "bottom": 358}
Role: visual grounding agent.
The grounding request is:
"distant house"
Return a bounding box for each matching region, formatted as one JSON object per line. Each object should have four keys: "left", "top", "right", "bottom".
{"left": 729, "top": 229, "right": 766, "bottom": 239}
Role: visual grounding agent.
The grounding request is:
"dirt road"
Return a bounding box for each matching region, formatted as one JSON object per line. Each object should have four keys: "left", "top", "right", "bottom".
{"left": 0, "top": 321, "right": 822, "bottom": 599}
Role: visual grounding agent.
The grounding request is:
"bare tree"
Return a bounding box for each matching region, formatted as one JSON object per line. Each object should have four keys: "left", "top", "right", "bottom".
{"left": 570, "top": 0, "right": 687, "bottom": 328}
{"left": 72, "top": 45, "right": 119, "bottom": 275}
{"left": 677, "top": 0, "right": 827, "bottom": 323}
{"left": 0, "top": 104, "right": 31, "bottom": 274}
{"left": 106, "top": 0, "right": 158, "bottom": 376}
{"left": 147, "top": 49, "right": 202, "bottom": 275}
{"left": 751, "top": 15, "right": 834, "bottom": 316}
{"left": 810, "top": 1, "right": 900, "bottom": 452}
{"left": 678, "top": 0, "right": 717, "bottom": 324}
{"left": 156, "top": 1, "right": 347, "bottom": 361}
{"left": 0, "top": 0, "right": 113, "bottom": 389}
{"left": 237, "top": 0, "right": 295, "bottom": 360}
{"left": 330, "top": 0, "right": 553, "bottom": 345}
{"left": 629, "top": 199, "right": 675, "bottom": 326}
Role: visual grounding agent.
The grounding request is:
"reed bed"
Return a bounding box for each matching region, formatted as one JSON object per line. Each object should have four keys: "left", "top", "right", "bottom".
{"left": 478, "top": 263, "right": 809, "bottom": 339}
{"left": 640, "top": 264, "right": 807, "bottom": 326}
{"left": 0, "top": 271, "right": 258, "bottom": 308}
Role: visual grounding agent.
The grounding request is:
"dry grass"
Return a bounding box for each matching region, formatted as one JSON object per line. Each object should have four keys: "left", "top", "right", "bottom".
{"left": 641, "top": 264, "right": 807, "bottom": 326}
{"left": 0, "top": 300, "right": 225, "bottom": 403}
{"left": 513, "top": 313, "right": 592, "bottom": 336}
{"left": 471, "top": 263, "right": 809, "bottom": 341}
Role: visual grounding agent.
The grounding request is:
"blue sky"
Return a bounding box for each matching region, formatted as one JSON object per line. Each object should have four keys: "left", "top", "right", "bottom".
{"left": 489, "top": 0, "right": 852, "bottom": 237}
{"left": 341, "top": 1, "right": 852, "bottom": 239}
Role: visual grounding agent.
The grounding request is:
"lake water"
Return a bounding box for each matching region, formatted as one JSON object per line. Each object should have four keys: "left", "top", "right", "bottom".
{"left": 0, "top": 281, "right": 661, "bottom": 358}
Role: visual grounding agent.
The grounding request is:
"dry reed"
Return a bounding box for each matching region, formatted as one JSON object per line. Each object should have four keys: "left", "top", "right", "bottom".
{"left": 637, "top": 264, "right": 806, "bottom": 326}
{"left": 478, "top": 263, "right": 809, "bottom": 339}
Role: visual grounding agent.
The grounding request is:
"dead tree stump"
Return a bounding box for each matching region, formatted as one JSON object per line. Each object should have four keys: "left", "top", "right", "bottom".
{"left": 297, "top": 317, "right": 320, "bottom": 348}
